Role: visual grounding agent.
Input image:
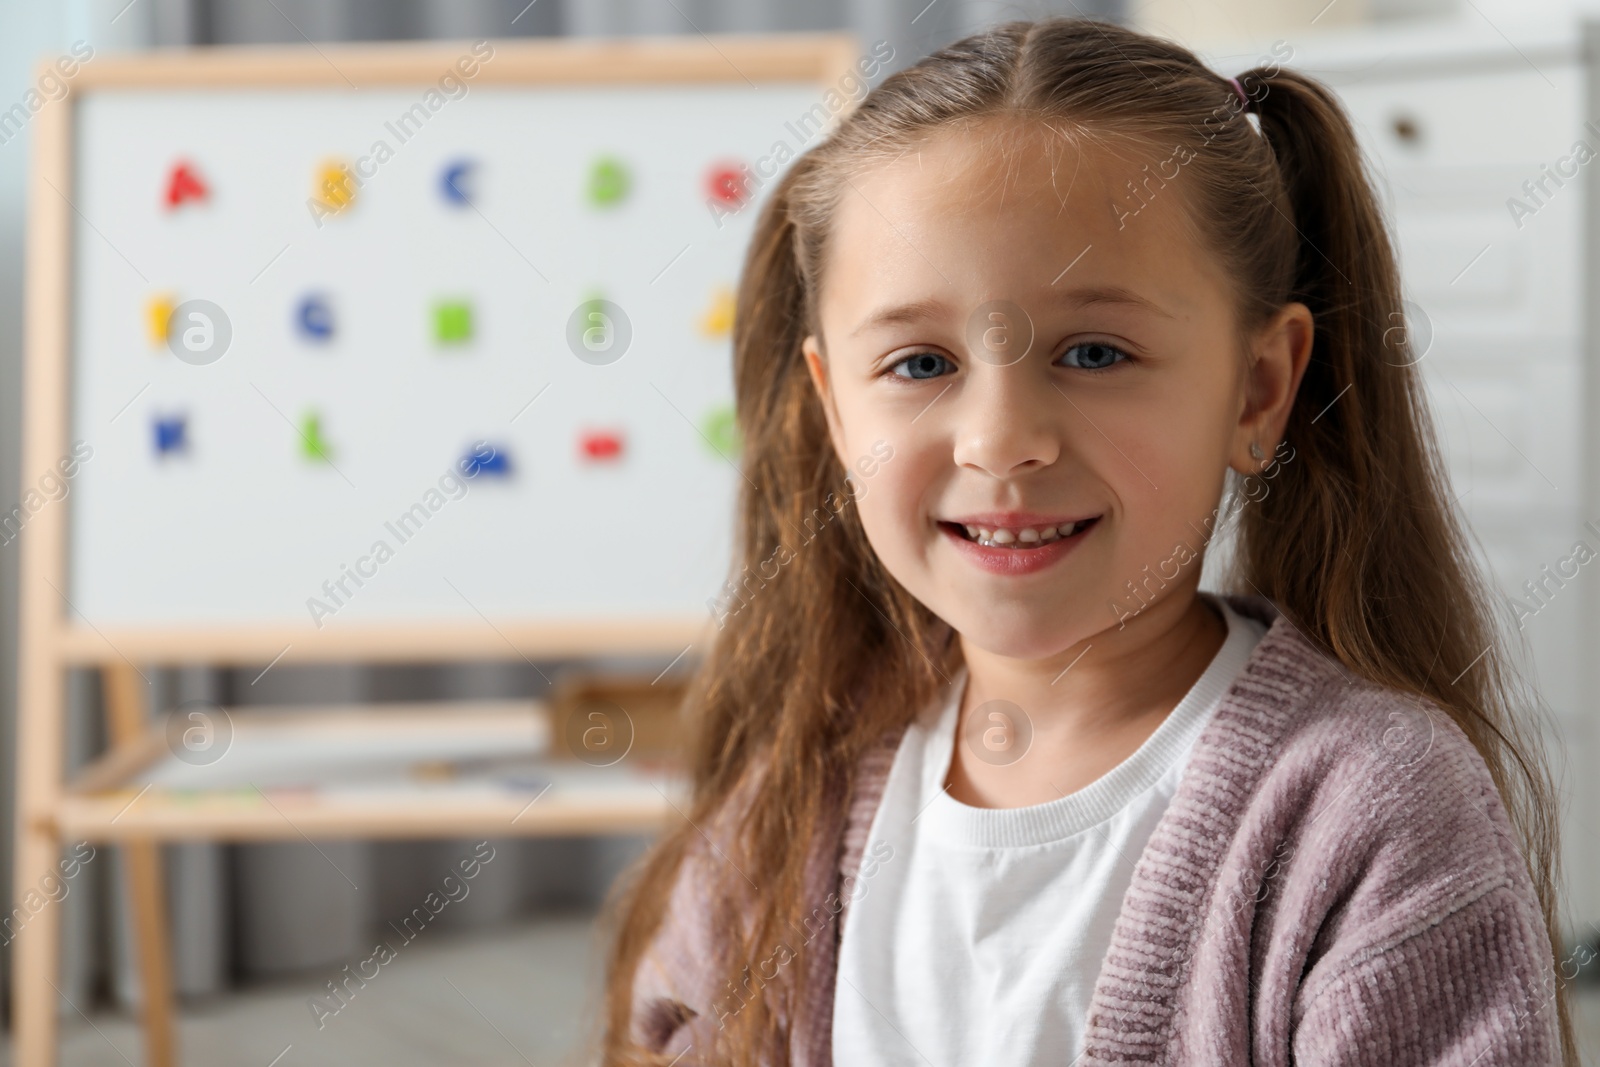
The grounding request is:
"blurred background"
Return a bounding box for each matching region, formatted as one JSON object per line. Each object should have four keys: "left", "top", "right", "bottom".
{"left": 0, "top": 0, "right": 1593, "bottom": 1063}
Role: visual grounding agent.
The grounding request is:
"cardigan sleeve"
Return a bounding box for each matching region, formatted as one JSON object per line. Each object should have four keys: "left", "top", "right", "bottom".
{"left": 1291, "top": 882, "right": 1562, "bottom": 1065}
{"left": 627, "top": 831, "right": 725, "bottom": 1058}
{"left": 1282, "top": 695, "right": 1564, "bottom": 1067}
{"left": 626, "top": 759, "right": 772, "bottom": 1061}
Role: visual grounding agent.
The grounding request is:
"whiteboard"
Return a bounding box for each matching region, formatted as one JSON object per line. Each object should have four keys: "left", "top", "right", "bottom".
{"left": 66, "top": 83, "right": 816, "bottom": 629}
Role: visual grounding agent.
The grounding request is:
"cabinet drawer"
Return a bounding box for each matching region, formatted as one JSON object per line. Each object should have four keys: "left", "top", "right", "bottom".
{"left": 1418, "top": 338, "right": 1579, "bottom": 515}
{"left": 1324, "top": 62, "right": 1583, "bottom": 173}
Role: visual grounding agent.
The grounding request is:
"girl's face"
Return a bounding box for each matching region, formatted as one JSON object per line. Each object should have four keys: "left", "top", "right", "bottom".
{"left": 803, "top": 120, "right": 1309, "bottom": 662}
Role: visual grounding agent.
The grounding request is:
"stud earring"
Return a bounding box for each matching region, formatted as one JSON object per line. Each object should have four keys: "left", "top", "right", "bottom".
{"left": 1249, "top": 441, "right": 1265, "bottom": 461}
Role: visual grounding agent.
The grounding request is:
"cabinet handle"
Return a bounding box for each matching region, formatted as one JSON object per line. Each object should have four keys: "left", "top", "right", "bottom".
{"left": 1391, "top": 113, "right": 1422, "bottom": 146}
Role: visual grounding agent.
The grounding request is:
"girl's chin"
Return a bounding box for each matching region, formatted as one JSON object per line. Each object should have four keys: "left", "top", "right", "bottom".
{"left": 948, "top": 617, "right": 1096, "bottom": 664}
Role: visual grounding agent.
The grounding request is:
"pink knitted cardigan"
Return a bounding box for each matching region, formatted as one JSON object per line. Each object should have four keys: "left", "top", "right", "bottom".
{"left": 627, "top": 593, "right": 1563, "bottom": 1065}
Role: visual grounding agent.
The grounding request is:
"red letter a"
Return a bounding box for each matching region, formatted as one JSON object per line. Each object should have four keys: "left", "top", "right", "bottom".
{"left": 164, "top": 162, "right": 208, "bottom": 209}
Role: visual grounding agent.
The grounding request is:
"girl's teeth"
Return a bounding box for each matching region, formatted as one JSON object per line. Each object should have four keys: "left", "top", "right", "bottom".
{"left": 960, "top": 520, "right": 1092, "bottom": 546}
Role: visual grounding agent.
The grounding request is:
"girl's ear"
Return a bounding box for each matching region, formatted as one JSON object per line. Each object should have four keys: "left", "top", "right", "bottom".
{"left": 802, "top": 334, "right": 850, "bottom": 465}
{"left": 1235, "top": 302, "right": 1314, "bottom": 472}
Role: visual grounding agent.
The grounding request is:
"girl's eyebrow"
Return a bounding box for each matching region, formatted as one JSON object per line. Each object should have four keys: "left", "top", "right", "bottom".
{"left": 849, "top": 286, "right": 1171, "bottom": 338}
{"left": 1059, "top": 285, "right": 1174, "bottom": 319}
{"left": 850, "top": 297, "right": 949, "bottom": 338}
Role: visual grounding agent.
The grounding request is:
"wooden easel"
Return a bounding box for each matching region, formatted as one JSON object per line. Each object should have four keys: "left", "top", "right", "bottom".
{"left": 13, "top": 33, "right": 862, "bottom": 1067}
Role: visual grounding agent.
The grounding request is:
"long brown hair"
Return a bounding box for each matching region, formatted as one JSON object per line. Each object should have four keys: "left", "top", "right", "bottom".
{"left": 594, "top": 17, "right": 1572, "bottom": 1064}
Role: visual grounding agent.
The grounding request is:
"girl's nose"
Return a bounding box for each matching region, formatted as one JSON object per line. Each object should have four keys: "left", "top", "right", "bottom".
{"left": 950, "top": 373, "right": 1061, "bottom": 479}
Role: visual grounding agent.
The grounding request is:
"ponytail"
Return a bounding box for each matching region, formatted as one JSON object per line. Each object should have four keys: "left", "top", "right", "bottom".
{"left": 1237, "top": 66, "right": 1574, "bottom": 1061}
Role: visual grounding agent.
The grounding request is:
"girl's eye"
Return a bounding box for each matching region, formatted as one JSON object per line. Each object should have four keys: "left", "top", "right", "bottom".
{"left": 890, "top": 352, "right": 954, "bottom": 380}
{"left": 1058, "top": 342, "right": 1129, "bottom": 371}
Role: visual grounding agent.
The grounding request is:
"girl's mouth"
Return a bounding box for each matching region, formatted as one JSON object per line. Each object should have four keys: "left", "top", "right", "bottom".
{"left": 939, "top": 516, "right": 1101, "bottom": 548}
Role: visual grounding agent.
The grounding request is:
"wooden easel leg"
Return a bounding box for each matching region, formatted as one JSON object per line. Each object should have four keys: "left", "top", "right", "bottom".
{"left": 11, "top": 826, "right": 63, "bottom": 1067}
{"left": 103, "top": 665, "right": 177, "bottom": 1067}
{"left": 121, "top": 841, "right": 177, "bottom": 1067}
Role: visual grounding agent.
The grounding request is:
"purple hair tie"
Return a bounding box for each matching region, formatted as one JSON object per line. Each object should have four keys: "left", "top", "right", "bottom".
{"left": 1228, "top": 76, "right": 1252, "bottom": 112}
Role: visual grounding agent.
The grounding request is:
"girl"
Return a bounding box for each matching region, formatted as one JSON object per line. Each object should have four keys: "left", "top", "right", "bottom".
{"left": 598, "top": 17, "right": 1570, "bottom": 1066}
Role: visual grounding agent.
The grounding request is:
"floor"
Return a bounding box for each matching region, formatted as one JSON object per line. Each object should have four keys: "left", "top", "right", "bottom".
{"left": 16, "top": 916, "right": 1600, "bottom": 1065}
{"left": 1579, "top": 992, "right": 1600, "bottom": 1063}
{"left": 20, "top": 912, "right": 608, "bottom": 1067}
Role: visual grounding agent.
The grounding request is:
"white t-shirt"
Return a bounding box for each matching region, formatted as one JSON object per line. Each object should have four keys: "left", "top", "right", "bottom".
{"left": 832, "top": 594, "right": 1269, "bottom": 1066}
